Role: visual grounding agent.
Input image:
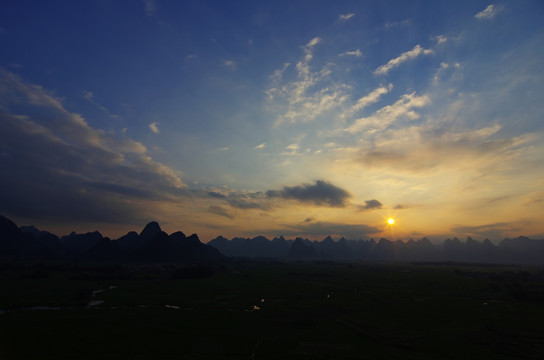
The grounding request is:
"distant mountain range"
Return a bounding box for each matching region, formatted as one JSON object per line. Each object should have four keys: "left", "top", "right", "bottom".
{"left": 208, "top": 234, "right": 544, "bottom": 265}
{"left": 0, "top": 215, "right": 225, "bottom": 264}
{"left": 1, "top": 214, "right": 543, "bottom": 264}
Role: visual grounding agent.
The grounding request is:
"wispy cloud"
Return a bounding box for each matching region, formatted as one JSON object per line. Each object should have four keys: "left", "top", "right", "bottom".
{"left": 384, "top": 19, "right": 412, "bottom": 29}
{"left": 82, "top": 90, "right": 120, "bottom": 119}
{"left": 339, "top": 13, "right": 355, "bottom": 22}
{"left": 339, "top": 49, "right": 363, "bottom": 57}
{"left": 267, "top": 37, "right": 350, "bottom": 125}
{"left": 269, "top": 62, "right": 290, "bottom": 83}
{"left": 374, "top": 45, "right": 433, "bottom": 76}
{"left": 209, "top": 205, "right": 235, "bottom": 219}
{"left": 143, "top": 0, "right": 157, "bottom": 17}
{"left": 149, "top": 122, "right": 160, "bottom": 134}
{"left": 434, "top": 35, "right": 447, "bottom": 45}
{"left": 475, "top": 4, "right": 500, "bottom": 20}
{"left": 185, "top": 54, "right": 197, "bottom": 62}
{"left": 350, "top": 84, "right": 393, "bottom": 114}
{"left": 281, "top": 143, "right": 300, "bottom": 156}
{"left": 432, "top": 62, "right": 450, "bottom": 83}
{"left": 346, "top": 92, "right": 430, "bottom": 133}
{"left": 254, "top": 142, "right": 266, "bottom": 149}
{"left": 223, "top": 59, "right": 237, "bottom": 70}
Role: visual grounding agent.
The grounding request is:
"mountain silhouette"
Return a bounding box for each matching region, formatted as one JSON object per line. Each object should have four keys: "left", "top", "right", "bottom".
{"left": 288, "top": 238, "right": 317, "bottom": 259}
{"left": 61, "top": 231, "right": 103, "bottom": 254}
{"left": 0, "top": 215, "right": 227, "bottom": 264}
{"left": 208, "top": 232, "right": 544, "bottom": 265}
{"left": 1, "top": 214, "right": 544, "bottom": 264}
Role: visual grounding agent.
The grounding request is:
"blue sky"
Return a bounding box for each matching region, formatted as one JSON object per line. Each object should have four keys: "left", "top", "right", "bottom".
{"left": 1, "top": 1, "right": 543, "bottom": 241}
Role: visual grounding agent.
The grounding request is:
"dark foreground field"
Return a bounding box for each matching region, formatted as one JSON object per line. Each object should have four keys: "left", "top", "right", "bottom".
{"left": 1, "top": 261, "right": 543, "bottom": 359}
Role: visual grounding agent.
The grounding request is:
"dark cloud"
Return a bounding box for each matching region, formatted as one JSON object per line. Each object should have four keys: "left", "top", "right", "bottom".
{"left": 208, "top": 205, "right": 235, "bottom": 219}
{"left": 226, "top": 192, "right": 268, "bottom": 210}
{"left": 206, "top": 189, "right": 269, "bottom": 210}
{"left": 451, "top": 222, "right": 513, "bottom": 240}
{"left": 0, "top": 69, "right": 185, "bottom": 224}
{"left": 394, "top": 204, "right": 406, "bottom": 210}
{"left": 358, "top": 199, "right": 383, "bottom": 211}
{"left": 266, "top": 180, "right": 350, "bottom": 207}
{"left": 208, "top": 191, "right": 226, "bottom": 199}
{"left": 277, "top": 221, "right": 380, "bottom": 239}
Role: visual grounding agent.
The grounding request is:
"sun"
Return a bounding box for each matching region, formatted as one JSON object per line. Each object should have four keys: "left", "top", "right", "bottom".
{"left": 387, "top": 218, "right": 395, "bottom": 225}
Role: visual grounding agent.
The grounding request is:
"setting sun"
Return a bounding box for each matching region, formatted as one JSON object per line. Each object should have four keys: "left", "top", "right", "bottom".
{"left": 387, "top": 218, "right": 395, "bottom": 225}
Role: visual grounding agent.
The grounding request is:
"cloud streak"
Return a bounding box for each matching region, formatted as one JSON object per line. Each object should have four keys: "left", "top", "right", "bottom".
{"left": 475, "top": 4, "right": 500, "bottom": 20}
{"left": 346, "top": 92, "right": 430, "bottom": 134}
{"left": 339, "top": 13, "right": 355, "bottom": 22}
{"left": 374, "top": 45, "right": 433, "bottom": 75}
{"left": 339, "top": 49, "right": 363, "bottom": 57}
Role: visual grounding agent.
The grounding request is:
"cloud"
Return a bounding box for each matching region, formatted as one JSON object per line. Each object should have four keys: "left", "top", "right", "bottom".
{"left": 339, "top": 13, "right": 355, "bottom": 22}
{"left": 433, "top": 62, "right": 450, "bottom": 83}
{"left": 384, "top": 19, "right": 412, "bottom": 29}
{"left": 339, "top": 49, "right": 363, "bottom": 57}
{"left": 359, "top": 199, "right": 383, "bottom": 211}
{"left": 208, "top": 205, "right": 235, "bottom": 219}
{"left": 0, "top": 69, "right": 185, "bottom": 224}
{"left": 346, "top": 92, "right": 430, "bottom": 134}
{"left": 223, "top": 59, "right": 237, "bottom": 70}
{"left": 281, "top": 143, "right": 299, "bottom": 156}
{"left": 269, "top": 62, "right": 290, "bottom": 83}
{"left": 254, "top": 142, "right": 266, "bottom": 149}
{"left": 82, "top": 90, "right": 120, "bottom": 119}
{"left": 451, "top": 222, "right": 512, "bottom": 240}
{"left": 206, "top": 189, "right": 270, "bottom": 210}
{"left": 208, "top": 191, "right": 226, "bottom": 199}
{"left": 283, "top": 221, "right": 380, "bottom": 239}
{"left": 474, "top": 4, "right": 500, "bottom": 20}
{"left": 434, "top": 35, "right": 447, "bottom": 45}
{"left": 143, "top": 0, "right": 157, "bottom": 17}
{"left": 349, "top": 84, "right": 393, "bottom": 114}
{"left": 185, "top": 54, "right": 197, "bottom": 62}
{"left": 354, "top": 122, "right": 536, "bottom": 175}
{"left": 267, "top": 37, "right": 350, "bottom": 125}
{"left": 149, "top": 122, "right": 160, "bottom": 134}
{"left": 225, "top": 192, "right": 268, "bottom": 210}
{"left": 374, "top": 45, "right": 433, "bottom": 76}
{"left": 306, "top": 37, "right": 321, "bottom": 48}
{"left": 266, "top": 180, "right": 351, "bottom": 207}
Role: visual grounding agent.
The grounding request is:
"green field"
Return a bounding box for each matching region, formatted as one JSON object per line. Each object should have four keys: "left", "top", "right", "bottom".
{"left": 1, "top": 261, "right": 543, "bottom": 359}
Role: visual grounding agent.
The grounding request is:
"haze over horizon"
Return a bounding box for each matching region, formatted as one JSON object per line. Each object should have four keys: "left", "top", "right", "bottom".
{"left": 1, "top": 1, "right": 543, "bottom": 242}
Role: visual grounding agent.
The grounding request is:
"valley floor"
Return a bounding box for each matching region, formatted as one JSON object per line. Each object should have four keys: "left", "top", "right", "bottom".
{"left": 1, "top": 261, "right": 543, "bottom": 359}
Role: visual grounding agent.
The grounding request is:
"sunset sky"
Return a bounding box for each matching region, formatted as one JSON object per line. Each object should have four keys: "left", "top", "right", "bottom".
{"left": 1, "top": 1, "right": 543, "bottom": 242}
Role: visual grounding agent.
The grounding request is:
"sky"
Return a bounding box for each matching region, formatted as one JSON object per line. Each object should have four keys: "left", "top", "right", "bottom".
{"left": 1, "top": 0, "right": 543, "bottom": 242}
